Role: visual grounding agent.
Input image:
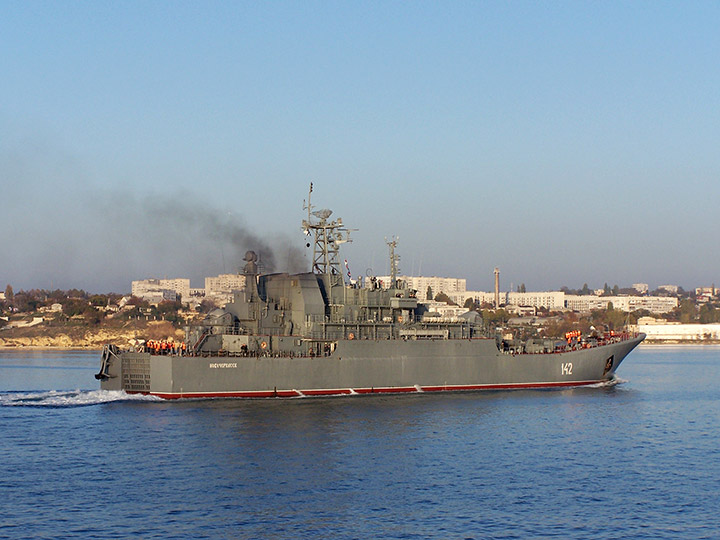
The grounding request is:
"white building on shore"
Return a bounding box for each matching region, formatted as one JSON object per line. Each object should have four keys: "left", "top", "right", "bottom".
{"left": 565, "top": 295, "right": 678, "bottom": 313}
{"left": 205, "top": 274, "right": 247, "bottom": 305}
{"left": 132, "top": 274, "right": 248, "bottom": 307}
{"left": 633, "top": 283, "right": 649, "bottom": 294}
{"left": 658, "top": 285, "right": 679, "bottom": 294}
{"left": 632, "top": 317, "right": 720, "bottom": 342}
{"left": 131, "top": 278, "right": 190, "bottom": 304}
{"left": 373, "top": 275, "right": 467, "bottom": 300}
{"left": 452, "top": 290, "right": 677, "bottom": 314}
{"left": 507, "top": 291, "right": 567, "bottom": 310}
{"left": 377, "top": 274, "right": 680, "bottom": 315}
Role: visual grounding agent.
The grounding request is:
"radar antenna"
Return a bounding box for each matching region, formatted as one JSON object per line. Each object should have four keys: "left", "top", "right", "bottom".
{"left": 302, "top": 182, "right": 356, "bottom": 278}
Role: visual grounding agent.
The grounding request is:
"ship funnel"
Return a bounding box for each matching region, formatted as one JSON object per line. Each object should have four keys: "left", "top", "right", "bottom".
{"left": 243, "top": 251, "right": 259, "bottom": 275}
{"left": 243, "top": 250, "right": 260, "bottom": 300}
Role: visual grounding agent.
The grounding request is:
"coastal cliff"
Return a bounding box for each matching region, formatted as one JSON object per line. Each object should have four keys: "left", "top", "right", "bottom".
{"left": 0, "top": 320, "right": 183, "bottom": 349}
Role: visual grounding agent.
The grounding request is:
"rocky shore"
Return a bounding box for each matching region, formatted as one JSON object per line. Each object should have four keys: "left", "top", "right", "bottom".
{"left": 0, "top": 320, "right": 183, "bottom": 349}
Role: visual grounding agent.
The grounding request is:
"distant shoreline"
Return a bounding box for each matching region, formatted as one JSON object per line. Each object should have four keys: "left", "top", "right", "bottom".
{"left": 0, "top": 346, "right": 102, "bottom": 351}
{"left": 639, "top": 340, "right": 720, "bottom": 346}
{"left": 2, "top": 342, "right": 720, "bottom": 352}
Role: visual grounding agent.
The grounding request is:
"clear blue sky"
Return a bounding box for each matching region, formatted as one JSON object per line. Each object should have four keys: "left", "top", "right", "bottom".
{"left": 2, "top": 2, "right": 719, "bottom": 293}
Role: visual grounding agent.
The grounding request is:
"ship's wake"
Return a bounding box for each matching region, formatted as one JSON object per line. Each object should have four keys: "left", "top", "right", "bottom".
{"left": 587, "top": 376, "right": 628, "bottom": 389}
{"left": 0, "top": 389, "right": 163, "bottom": 408}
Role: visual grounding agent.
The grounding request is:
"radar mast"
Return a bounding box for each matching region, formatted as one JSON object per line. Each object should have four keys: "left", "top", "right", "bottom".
{"left": 302, "top": 183, "right": 355, "bottom": 278}
{"left": 386, "top": 236, "right": 400, "bottom": 289}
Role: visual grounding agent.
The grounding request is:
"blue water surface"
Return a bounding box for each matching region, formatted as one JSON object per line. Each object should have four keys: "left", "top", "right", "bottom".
{"left": 1, "top": 346, "right": 719, "bottom": 539}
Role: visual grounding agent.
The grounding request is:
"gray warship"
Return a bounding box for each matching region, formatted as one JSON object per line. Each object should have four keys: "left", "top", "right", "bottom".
{"left": 97, "top": 187, "right": 644, "bottom": 399}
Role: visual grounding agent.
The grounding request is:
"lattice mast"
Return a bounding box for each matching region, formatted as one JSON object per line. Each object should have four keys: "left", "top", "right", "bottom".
{"left": 386, "top": 236, "right": 400, "bottom": 288}
{"left": 302, "top": 183, "right": 354, "bottom": 279}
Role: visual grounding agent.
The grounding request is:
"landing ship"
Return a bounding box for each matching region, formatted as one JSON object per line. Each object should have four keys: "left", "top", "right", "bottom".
{"left": 97, "top": 186, "right": 644, "bottom": 398}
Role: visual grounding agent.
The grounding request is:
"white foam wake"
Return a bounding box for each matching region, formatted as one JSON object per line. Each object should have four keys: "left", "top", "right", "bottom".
{"left": 587, "top": 376, "right": 628, "bottom": 389}
{"left": 0, "top": 389, "right": 163, "bottom": 407}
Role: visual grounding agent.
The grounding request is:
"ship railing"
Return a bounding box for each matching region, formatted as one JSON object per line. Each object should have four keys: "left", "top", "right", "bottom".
{"left": 193, "top": 330, "right": 210, "bottom": 354}
{"left": 211, "top": 325, "right": 245, "bottom": 335}
{"left": 191, "top": 350, "right": 332, "bottom": 359}
{"left": 501, "top": 330, "right": 639, "bottom": 355}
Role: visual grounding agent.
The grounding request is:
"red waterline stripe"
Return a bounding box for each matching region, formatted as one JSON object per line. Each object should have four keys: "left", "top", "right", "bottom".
{"left": 353, "top": 387, "right": 418, "bottom": 394}
{"left": 420, "top": 380, "right": 601, "bottom": 392}
{"left": 129, "top": 379, "right": 603, "bottom": 400}
{"left": 301, "top": 389, "right": 353, "bottom": 396}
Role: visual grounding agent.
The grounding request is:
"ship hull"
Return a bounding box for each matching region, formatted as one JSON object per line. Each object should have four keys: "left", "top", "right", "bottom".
{"left": 99, "top": 334, "right": 644, "bottom": 399}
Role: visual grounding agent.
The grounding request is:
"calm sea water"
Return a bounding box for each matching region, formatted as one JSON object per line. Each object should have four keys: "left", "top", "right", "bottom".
{"left": 1, "top": 346, "right": 719, "bottom": 539}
